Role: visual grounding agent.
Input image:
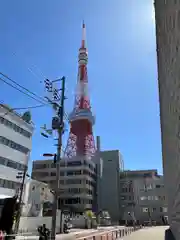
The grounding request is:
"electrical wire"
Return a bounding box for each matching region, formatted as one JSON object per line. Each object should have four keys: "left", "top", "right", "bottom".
{"left": 0, "top": 71, "right": 70, "bottom": 123}
{"left": 8, "top": 48, "right": 70, "bottom": 120}
{"left": 0, "top": 72, "right": 69, "bottom": 120}
{"left": 11, "top": 51, "right": 46, "bottom": 83}
{"left": 13, "top": 104, "right": 48, "bottom": 110}
{"left": 0, "top": 102, "right": 47, "bottom": 117}
{"left": 0, "top": 74, "right": 70, "bottom": 123}
{"left": 0, "top": 77, "right": 47, "bottom": 105}
{"left": 0, "top": 72, "right": 48, "bottom": 105}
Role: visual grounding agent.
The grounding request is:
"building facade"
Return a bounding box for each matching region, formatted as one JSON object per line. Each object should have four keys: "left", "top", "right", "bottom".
{"left": 98, "top": 150, "right": 122, "bottom": 223}
{"left": 119, "top": 169, "right": 168, "bottom": 224}
{"left": 32, "top": 147, "right": 123, "bottom": 222}
{"left": 32, "top": 157, "right": 96, "bottom": 212}
{"left": 154, "top": 1, "right": 180, "bottom": 237}
{"left": 22, "top": 178, "right": 53, "bottom": 217}
{"left": 0, "top": 104, "right": 34, "bottom": 197}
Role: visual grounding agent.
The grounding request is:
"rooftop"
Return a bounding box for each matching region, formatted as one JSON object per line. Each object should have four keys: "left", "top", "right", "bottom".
{"left": 0, "top": 104, "right": 34, "bottom": 127}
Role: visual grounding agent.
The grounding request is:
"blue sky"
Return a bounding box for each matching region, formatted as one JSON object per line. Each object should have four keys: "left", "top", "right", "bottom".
{"left": 0, "top": 0, "right": 162, "bottom": 174}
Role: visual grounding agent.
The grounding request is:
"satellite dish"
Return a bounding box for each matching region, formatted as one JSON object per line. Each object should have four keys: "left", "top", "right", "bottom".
{"left": 22, "top": 111, "right": 31, "bottom": 123}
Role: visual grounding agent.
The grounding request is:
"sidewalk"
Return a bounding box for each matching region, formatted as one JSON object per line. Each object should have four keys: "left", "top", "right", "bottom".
{"left": 122, "top": 226, "right": 168, "bottom": 240}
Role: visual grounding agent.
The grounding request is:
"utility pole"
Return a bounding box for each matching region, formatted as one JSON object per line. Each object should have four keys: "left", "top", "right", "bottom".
{"left": 49, "top": 77, "right": 66, "bottom": 240}
{"left": 14, "top": 166, "right": 28, "bottom": 234}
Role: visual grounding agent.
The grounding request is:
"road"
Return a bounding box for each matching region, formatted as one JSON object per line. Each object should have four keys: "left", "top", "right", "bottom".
{"left": 122, "top": 226, "right": 169, "bottom": 240}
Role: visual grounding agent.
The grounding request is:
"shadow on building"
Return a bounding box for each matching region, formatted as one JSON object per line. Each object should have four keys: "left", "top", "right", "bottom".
{"left": 165, "top": 228, "right": 176, "bottom": 240}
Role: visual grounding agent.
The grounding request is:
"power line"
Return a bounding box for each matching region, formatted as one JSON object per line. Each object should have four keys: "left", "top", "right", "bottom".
{"left": 13, "top": 104, "right": 48, "bottom": 110}
{"left": 0, "top": 72, "right": 48, "bottom": 104}
{"left": 0, "top": 77, "right": 47, "bottom": 105}
{"left": 0, "top": 103, "right": 48, "bottom": 117}
{"left": 0, "top": 72, "right": 70, "bottom": 121}
{"left": 11, "top": 51, "right": 46, "bottom": 83}
{"left": 0, "top": 74, "right": 69, "bottom": 122}
{"left": 7, "top": 50, "right": 69, "bottom": 120}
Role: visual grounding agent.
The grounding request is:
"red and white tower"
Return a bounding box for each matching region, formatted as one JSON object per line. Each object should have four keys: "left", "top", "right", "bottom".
{"left": 64, "top": 22, "right": 96, "bottom": 160}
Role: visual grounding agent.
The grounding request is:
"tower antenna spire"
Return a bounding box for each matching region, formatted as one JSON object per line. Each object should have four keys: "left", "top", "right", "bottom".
{"left": 81, "top": 20, "right": 86, "bottom": 48}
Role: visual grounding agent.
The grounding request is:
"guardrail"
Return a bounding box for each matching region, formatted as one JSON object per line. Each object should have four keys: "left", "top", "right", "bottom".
{"left": 0, "top": 226, "right": 144, "bottom": 239}
{"left": 78, "top": 225, "right": 144, "bottom": 240}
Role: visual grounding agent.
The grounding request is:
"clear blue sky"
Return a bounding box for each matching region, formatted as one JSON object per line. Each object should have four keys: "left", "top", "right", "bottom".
{"left": 0, "top": 0, "right": 162, "bottom": 174}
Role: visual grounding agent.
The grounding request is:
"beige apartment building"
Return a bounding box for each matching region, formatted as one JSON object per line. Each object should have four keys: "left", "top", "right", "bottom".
{"left": 119, "top": 169, "right": 168, "bottom": 224}
{"left": 154, "top": 1, "right": 180, "bottom": 238}
{"left": 32, "top": 157, "right": 96, "bottom": 212}
{"left": 32, "top": 147, "right": 123, "bottom": 223}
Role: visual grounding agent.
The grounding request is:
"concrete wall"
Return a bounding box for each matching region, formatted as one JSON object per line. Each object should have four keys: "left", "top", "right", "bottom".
{"left": 18, "top": 211, "right": 61, "bottom": 234}
{"left": 70, "top": 215, "right": 86, "bottom": 228}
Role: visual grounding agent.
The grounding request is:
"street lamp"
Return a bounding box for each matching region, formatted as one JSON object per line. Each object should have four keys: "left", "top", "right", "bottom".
{"left": 43, "top": 153, "right": 57, "bottom": 164}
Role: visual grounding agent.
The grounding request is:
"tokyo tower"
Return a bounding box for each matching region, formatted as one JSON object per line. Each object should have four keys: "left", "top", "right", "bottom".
{"left": 64, "top": 22, "right": 96, "bottom": 160}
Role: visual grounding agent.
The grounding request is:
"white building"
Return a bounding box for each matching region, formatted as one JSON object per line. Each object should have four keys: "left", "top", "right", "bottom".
{"left": 22, "top": 178, "right": 53, "bottom": 217}
{"left": 0, "top": 104, "right": 34, "bottom": 197}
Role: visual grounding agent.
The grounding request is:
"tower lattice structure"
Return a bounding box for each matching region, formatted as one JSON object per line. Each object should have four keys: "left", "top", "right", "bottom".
{"left": 64, "top": 22, "right": 96, "bottom": 160}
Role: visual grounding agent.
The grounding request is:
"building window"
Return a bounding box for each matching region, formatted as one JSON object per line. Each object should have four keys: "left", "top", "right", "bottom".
{"left": 0, "top": 116, "right": 31, "bottom": 138}
{"left": 0, "top": 156, "right": 26, "bottom": 171}
{"left": 161, "top": 207, "right": 167, "bottom": 212}
{"left": 0, "top": 178, "right": 20, "bottom": 190}
{"left": 67, "top": 161, "right": 82, "bottom": 166}
{"left": 32, "top": 172, "right": 49, "bottom": 178}
{"left": 121, "top": 196, "right": 126, "bottom": 200}
{"left": 140, "top": 196, "right": 147, "bottom": 201}
{"left": 67, "top": 170, "right": 81, "bottom": 176}
{"left": 60, "top": 180, "right": 64, "bottom": 185}
{"left": 142, "top": 208, "right": 148, "bottom": 212}
{"left": 66, "top": 179, "right": 81, "bottom": 184}
{"left": 152, "top": 208, "right": 156, "bottom": 212}
{"left": 145, "top": 184, "right": 153, "bottom": 190}
{"left": 122, "top": 188, "right": 128, "bottom": 193}
{"left": 178, "top": 11, "right": 180, "bottom": 30}
{"left": 0, "top": 136, "right": 29, "bottom": 154}
{"left": 33, "top": 164, "right": 48, "bottom": 169}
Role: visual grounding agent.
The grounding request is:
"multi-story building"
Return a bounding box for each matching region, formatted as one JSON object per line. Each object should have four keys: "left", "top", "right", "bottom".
{"left": 32, "top": 157, "right": 96, "bottom": 212}
{"left": 32, "top": 146, "right": 123, "bottom": 223}
{"left": 119, "top": 169, "right": 168, "bottom": 224}
{"left": 154, "top": 1, "right": 180, "bottom": 238}
{"left": 0, "top": 104, "right": 34, "bottom": 197}
{"left": 98, "top": 150, "right": 122, "bottom": 223}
